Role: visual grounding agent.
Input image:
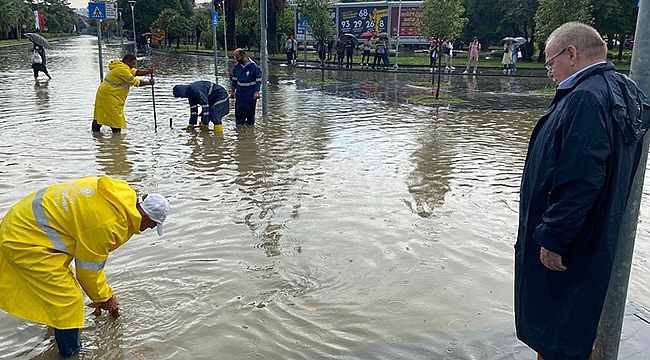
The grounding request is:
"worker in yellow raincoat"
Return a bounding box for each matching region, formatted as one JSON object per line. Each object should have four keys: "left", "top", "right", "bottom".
{"left": 92, "top": 54, "right": 155, "bottom": 134}
{"left": 0, "top": 176, "right": 170, "bottom": 357}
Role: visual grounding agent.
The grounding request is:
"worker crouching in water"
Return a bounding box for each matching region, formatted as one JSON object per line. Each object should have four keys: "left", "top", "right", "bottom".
{"left": 0, "top": 176, "right": 170, "bottom": 357}
{"left": 172, "top": 80, "right": 230, "bottom": 132}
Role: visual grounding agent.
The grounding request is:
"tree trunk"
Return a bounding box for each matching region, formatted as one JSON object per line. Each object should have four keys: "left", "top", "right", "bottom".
{"left": 226, "top": 9, "right": 237, "bottom": 50}
{"left": 267, "top": 7, "right": 279, "bottom": 54}
{"left": 607, "top": 32, "right": 615, "bottom": 50}
{"left": 617, "top": 34, "right": 625, "bottom": 61}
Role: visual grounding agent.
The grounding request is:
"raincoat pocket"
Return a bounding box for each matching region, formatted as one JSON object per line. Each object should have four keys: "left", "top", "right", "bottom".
{"left": 32, "top": 51, "right": 42, "bottom": 64}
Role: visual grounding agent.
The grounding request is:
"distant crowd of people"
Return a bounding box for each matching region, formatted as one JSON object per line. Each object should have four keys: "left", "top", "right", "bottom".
{"left": 283, "top": 33, "right": 529, "bottom": 75}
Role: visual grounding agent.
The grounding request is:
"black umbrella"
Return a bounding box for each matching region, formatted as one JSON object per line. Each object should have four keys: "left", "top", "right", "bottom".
{"left": 378, "top": 32, "right": 390, "bottom": 40}
{"left": 24, "top": 33, "right": 51, "bottom": 49}
{"left": 341, "top": 33, "right": 359, "bottom": 46}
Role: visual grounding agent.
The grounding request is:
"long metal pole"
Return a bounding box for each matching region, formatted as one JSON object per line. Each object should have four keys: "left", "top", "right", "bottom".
{"left": 119, "top": 9, "right": 123, "bottom": 47}
{"left": 98, "top": 20, "right": 104, "bottom": 81}
{"left": 213, "top": 2, "right": 219, "bottom": 82}
{"left": 223, "top": 8, "right": 228, "bottom": 59}
{"left": 393, "top": 0, "right": 402, "bottom": 69}
{"left": 260, "top": 0, "right": 268, "bottom": 115}
{"left": 593, "top": 0, "right": 650, "bottom": 358}
{"left": 130, "top": 2, "right": 136, "bottom": 53}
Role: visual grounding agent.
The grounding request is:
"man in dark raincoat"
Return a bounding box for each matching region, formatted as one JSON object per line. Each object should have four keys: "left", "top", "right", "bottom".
{"left": 515, "top": 22, "right": 650, "bottom": 360}
{"left": 173, "top": 81, "right": 229, "bottom": 132}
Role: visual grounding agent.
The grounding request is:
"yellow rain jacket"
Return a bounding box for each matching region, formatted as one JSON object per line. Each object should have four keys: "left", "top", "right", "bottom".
{"left": 0, "top": 176, "right": 142, "bottom": 329}
{"left": 93, "top": 59, "right": 142, "bottom": 129}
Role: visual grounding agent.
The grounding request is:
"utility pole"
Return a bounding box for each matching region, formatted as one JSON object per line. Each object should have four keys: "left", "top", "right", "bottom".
{"left": 260, "top": 0, "right": 269, "bottom": 115}
{"left": 128, "top": 1, "right": 136, "bottom": 53}
{"left": 212, "top": 0, "right": 219, "bottom": 82}
{"left": 593, "top": 0, "right": 650, "bottom": 358}
{"left": 393, "top": 0, "right": 402, "bottom": 70}
{"left": 119, "top": 8, "right": 124, "bottom": 47}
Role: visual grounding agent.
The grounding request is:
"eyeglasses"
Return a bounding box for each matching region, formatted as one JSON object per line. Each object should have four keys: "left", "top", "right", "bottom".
{"left": 544, "top": 48, "right": 567, "bottom": 72}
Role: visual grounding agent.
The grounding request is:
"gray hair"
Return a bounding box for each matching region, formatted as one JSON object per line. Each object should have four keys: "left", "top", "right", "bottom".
{"left": 546, "top": 22, "right": 606, "bottom": 60}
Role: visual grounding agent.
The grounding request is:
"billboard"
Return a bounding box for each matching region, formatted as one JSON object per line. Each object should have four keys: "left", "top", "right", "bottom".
{"left": 337, "top": 5, "right": 388, "bottom": 38}
{"left": 390, "top": 6, "right": 425, "bottom": 44}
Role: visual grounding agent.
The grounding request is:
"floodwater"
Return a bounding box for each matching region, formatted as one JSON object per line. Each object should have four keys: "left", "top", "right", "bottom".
{"left": 0, "top": 36, "right": 649, "bottom": 360}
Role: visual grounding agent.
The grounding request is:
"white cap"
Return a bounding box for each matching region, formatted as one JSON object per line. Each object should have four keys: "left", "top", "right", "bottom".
{"left": 140, "top": 194, "right": 170, "bottom": 236}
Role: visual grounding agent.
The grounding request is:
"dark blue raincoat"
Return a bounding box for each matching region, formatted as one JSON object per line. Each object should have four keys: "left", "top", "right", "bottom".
{"left": 515, "top": 62, "right": 650, "bottom": 360}
{"left": 172, "top": 81, "right": 229, "bottom": 125}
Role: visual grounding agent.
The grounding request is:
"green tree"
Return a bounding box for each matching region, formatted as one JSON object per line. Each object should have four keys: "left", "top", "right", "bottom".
{"left": 190, "top": 11, "right": 209, "bottom": 50}
{"left": 497, "top": 0, "right": 539, "bottom": 61}
{"left": 267, "top": 0, "right": 285, "bottom": 54}
{"left": 592, "top": 0, "right": 638, "bottom": 60}
{"left": 236, "top": 0, "right": 259, "bottom": 50}
{"left": 417, "top": 0, "right": 467, "bottom": 97}
{"left": 534, "top": 0, "right": 592, "bottom": 60}
{"left": 299, "top": 0, "right": 335, "bottom": 43}
{"left": 225, "top": 0, "right": 249, "bottom": 50}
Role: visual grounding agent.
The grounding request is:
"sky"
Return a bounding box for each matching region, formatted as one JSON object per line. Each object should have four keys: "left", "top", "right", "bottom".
{"left": 68, "top": 0, "right": 211, "bottom": 9}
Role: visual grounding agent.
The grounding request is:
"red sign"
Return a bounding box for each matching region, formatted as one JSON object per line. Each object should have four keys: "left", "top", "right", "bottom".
{"left": 39, "top": 10, "right": 45, "bottom": 29}
{"left": 390, "top": 7, "right": 424, "bottom": 43}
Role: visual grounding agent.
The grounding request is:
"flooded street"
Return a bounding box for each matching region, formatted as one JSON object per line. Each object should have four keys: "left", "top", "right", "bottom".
{"left": 1, "top": 36, "right": 650, "bottom": 359}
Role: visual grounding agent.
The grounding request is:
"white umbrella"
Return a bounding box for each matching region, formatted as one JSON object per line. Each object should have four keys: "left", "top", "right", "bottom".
{"left": 514, "top": 37, "right": 527, "bottom": 45}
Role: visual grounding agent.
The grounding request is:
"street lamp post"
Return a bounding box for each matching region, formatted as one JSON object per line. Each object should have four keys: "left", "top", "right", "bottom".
{"left": 128, "top": 1, "right": 136, "bottom": 53}
{"left": 393, "top": 0, "right": 402, "bottom": 70}
{"left": 119, "top": 8, "right": 124, "bottom": 47}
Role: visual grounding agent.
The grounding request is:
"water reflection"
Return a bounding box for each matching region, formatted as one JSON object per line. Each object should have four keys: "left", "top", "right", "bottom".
{"left": 33, "top": 80, "right": 50, "bottom": 108}
{"left": 94, "top": 133, "right": 133, "bottom": 178}
{"left": 405, "top": 126, "right": 453, "bottom": 218}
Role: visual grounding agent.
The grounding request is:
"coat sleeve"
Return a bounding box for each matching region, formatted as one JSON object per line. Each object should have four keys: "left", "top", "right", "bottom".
{"left": 124, "top": 67, "right": 141, "bottom": 87}
{"left": 74, "top": 226, "right": 124, "bottom": 302}
{"left": 194, "top": 88, "right": 210, "bottom": 124}
{"left": 254, "top": 65, "right": 262, "bottom": 92}
{"left": 533, "top": 91, "right": 611, "bottom": 255}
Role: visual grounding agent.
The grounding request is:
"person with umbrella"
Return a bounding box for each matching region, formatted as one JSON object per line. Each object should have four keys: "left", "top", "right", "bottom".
{"left": 29, "top": 44, "right": 51, "bottom": 80}
{"left": 502, "top": 40, "right": 514, "bottom": 75}
{"left": 24, "top": 33, "right": 52, "bottom": 80}
{"left": 92, "top": 54, "right": 155, "bottom": 134}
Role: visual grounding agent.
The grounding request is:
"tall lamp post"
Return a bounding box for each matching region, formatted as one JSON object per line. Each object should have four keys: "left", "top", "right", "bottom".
{"left": 393, "top": 0, "right": 402, "bottom": 69}
{"left": 128, "top": 1, "right": 136, "bottom": 53}
{"left": 118, "top": 8, "right": 124, "bottom": 47}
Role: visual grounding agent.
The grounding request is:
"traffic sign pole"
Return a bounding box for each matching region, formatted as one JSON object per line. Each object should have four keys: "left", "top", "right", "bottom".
{"left": 89, "top": 2, "right": 107, "bottom": 82}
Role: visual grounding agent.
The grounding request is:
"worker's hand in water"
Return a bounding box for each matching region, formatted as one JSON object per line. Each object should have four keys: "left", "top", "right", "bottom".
{"left": 100, "top": 294, "right": 121, "bottom": 318}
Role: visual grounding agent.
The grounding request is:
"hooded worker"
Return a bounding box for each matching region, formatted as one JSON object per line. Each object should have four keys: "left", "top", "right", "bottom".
{"left": 172, "top": 80, "right": 230, "bottom": 132}
{"left": 92, "top": 54, "right": 155, "bottom": 134}
{"left": 0, "top": 176, "right": 170, "bottom": 358}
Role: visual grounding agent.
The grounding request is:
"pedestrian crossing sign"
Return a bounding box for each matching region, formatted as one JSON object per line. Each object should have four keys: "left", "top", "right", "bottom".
{"left": 88, "top": 2, "right": 107, "bottom": 20}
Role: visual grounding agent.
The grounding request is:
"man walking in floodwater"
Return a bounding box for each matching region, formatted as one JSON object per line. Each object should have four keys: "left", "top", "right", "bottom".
{"left": 515, "top": 22, "right": 650, "bottom": 360}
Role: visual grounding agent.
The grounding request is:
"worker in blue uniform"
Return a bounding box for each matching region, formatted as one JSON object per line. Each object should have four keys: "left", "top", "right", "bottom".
{"left": 230, "top": 48, "right": 262, "bottom": 126}
{"left": 173, "top": 81, "right": 229, "bottom": 132}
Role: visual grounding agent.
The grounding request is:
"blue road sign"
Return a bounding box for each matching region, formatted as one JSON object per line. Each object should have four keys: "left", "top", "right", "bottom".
{"left": 212, "top": 11, "right": 219, "bottom": 27}
{"left": 88, "top": 2, "right": 107, "bottom": 20}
